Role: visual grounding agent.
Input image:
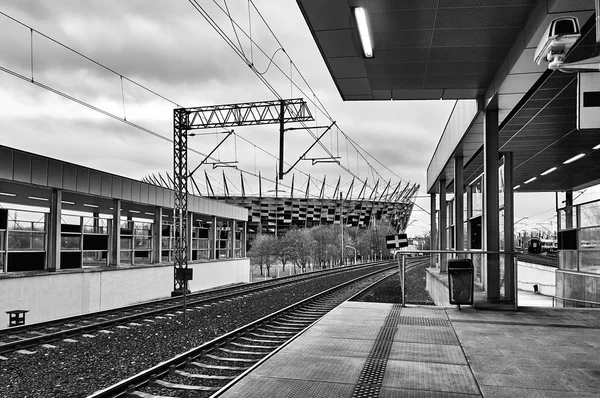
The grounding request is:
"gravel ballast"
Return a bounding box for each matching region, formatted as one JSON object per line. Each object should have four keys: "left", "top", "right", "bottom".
{"left": 0, "top": 265, "right": 386, "bottom": 398}
{"left": 353, "top": 259, "right": 435, "bottom": 304}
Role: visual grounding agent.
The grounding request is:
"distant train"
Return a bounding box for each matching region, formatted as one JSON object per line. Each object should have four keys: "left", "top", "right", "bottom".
{"left": 528, "top": 238, "right": 557, "bottom": 254}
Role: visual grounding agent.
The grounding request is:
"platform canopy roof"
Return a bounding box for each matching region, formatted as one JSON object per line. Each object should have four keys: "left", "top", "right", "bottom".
{"left": 296, "top": 0, "right": 600, "bottom": 194}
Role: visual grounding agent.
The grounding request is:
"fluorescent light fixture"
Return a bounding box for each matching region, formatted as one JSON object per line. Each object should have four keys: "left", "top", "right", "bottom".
{"left": 145, "top": 212, "right": 155, "bottom": 216}
{"left": 0, "top": 192, "right": 16, "bottom": 197}
{"left": 162, "top": 214, "right": 168, "bottom": 217}
{"left": 513, "top": 185, "right": 521, "bottom": 190}
{"left": 541, "top": 167, "right": 557, "bottom": 176}
{"left": 130, "top": 210, "right": 140, "bottom": 214}
{"left": 524, "top": 177, "right": 537, "bottom": 184}
{"left": 83, "top": 203, "right": 98, "bottom": 208}
{"left": 563, "top": 153, "right": 585, "bottom": 164}
{"left": 28, "top": 196, "right": 49, "bottom": 201}
{"left": 354, "top": 7, "right": 373, "bottom": 58}
{"left": 593, "top": 143, "right": 600, "bottom": 150}
{"left": 61, "top": 200, "right": 75, "bottom": 205}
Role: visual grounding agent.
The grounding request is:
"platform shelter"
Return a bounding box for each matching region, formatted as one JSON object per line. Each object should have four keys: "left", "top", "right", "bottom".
{"left": 296, "top": 0, "right": 600, "bottom": 308}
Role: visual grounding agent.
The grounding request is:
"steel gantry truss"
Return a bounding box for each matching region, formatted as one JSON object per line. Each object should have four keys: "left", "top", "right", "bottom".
{"left": 172, "top": 98, "right": 313, "bottom": 295}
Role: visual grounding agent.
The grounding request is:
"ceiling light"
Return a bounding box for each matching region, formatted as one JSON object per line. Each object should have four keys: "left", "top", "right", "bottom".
{"left": 541, "top": 167, "right": 557, "bottom": 176}
{"left": 83, "top": 203, "right": 98, "bottom": 208}
{"left": 563, "top": 153, "right": 585, "bottom": 164}
{"left": 28, "top": 196, "right": 49, "bottom": 201}
{"left": 354, "top": 8, "right": 373, "bottom": 58}
{"left": 61, "top": 200, "right": 75, "bottom": 205}
{"left": 0, "top": 192, "right": 16, "bottom": 197}
{"left": 129, "top": 210, "right": 140, "bottom": 214}
{"left": 524, "top": 177, "right": 537, "bottom": 184}
{"left": 513, "top": 185, "right": 521, "bottom": 190}
{"left": 593, "top": 143, "right": 600, "bottom": 150}
{"left": 145, "top": 212, "right": 155, "bottom": 216}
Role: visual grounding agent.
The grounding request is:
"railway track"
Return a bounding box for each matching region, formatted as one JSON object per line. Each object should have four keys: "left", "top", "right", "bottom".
{"left": 87, "top": 264, "right": 398, "bottom": 398}
{"left": 0, "top": 261, "right": 388, "bottom": 356}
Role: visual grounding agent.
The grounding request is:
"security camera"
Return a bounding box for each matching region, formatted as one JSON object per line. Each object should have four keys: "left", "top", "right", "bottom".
{"left": 534, "top": 17, "right": 581, "bottom": 70}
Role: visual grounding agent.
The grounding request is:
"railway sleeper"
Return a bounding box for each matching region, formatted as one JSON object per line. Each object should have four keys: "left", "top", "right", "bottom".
{"left": 205, "top": 354, "right": 259, "bottom": 363}
{"left": 189, "top": 361, "right": 249, "bottom": 371}
{"left": 174, "top": 370, "right": 235, "bottom": 380}
{"left": 255, "top": 328, "right": 297, "bottom": 335}
{"left": 149, "top": 379, "right": 220, "bottom": 391}
{"left": 127, "top": 390, "right": 177, "bottom": 398}
{"left": 248, "top": 332, "right": 289, "bottom": 339}
{"left": 240, "top": 336, "right": 283, "bottom": 344}
{"left": 230, "top": 341, "right": 279, "bottom": 349}
{"left": 262, "top": 324, "right": 301, "bottom": 330}
{"left": 219, "top": 347, "right": 270, "bottom": 355}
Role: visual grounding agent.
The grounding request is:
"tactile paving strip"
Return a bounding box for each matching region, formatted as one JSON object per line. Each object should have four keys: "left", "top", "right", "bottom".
{"left": 397, "top": 316, "right": 450, "bottom": 327}
{"left": 352, "top": 304, "right": 402, "bottom": 398}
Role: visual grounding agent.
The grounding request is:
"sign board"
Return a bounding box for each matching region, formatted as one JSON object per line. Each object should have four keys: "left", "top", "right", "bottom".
{"left": 577, "top": 71, "right": 600, "bottom": 130}
{"left": 386, "top": 233, "right": 408, "bottom": 249}
{"left": 176, "top": 268, "right": 193, "bottom": 281}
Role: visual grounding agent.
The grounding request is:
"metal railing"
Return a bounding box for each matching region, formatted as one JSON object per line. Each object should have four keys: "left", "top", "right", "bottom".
{"left": 552, "top": 295, "right": 600, "bottom": 308}
{"left": 396, "top": 249, "right": 520, "bottom": 310}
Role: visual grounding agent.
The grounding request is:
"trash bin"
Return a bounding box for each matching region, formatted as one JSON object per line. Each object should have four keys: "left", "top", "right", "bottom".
{"left": 447, "top": 258, "right": 474, "bottom": 305}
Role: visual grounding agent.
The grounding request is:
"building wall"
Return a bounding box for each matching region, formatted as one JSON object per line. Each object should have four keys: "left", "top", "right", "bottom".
{"left": 0, "top": 259, "right": 250, "bottom": 329}
{"left": 517, "top": 261, "right": 556, "bottom": 296}
{"left": 555, "top": 270, "right": 600, "bottom": 308}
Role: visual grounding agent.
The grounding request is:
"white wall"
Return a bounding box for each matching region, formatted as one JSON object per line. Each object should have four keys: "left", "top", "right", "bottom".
{"left": 0, "top": 259, "right": 249, "bottom": 329}
{"left": 517, "top": 261, "right": 556, "bottom": 296}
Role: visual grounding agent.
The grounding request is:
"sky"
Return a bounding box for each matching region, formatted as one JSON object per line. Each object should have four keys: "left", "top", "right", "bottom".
{"left": 0, "top": 0, "right": 584, "bottom": 237}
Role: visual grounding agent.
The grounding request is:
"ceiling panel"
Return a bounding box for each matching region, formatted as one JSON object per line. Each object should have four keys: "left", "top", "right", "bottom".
{"left": 298, "top": 0, "right": 538, "bottom": 100}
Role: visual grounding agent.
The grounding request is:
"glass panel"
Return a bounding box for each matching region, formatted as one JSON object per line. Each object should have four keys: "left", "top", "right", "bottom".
{"left": 135, "top": 222, "right": 152, "bottom": 236}
{"left": 471, "top": 252, "right": 482, "bottom": 284}
{"left": 120, "top": 237, "right": 132, "bottom": 250}
{"left": 134, "top": 237, "right": 151, "bottom": 250}
{"left": 61, "top": 234, "right": 81, "bottom": 250}
{"left": 580, "top": 227, "right": 600, "bottom": 249}
{"left": 198, "top": 239, "right": 209, "bottom": 249}
{"left": 0, "top": 230, "right": 4, "bottom": 251}
{"left": 7, "top": 232, "right": 45, "bottom": 251}
{"left": 559, "top": 251, "right": 578, "bottom": 270}
{"left": 463, "top": 192, "right": 468, "bottom": 224}
{"left": 82, "top": 251, "right": 107, "bottom": 266}
{"left": 498, "top": 162, "right": 505, "bottom": 208}
{"left": 161, "top": 237, "right": 171, "bottom": 249}
{"left": 8, "top": 210, "right": 46, "bottom": 231}
{"left": 499, "top": 209, "right": 505, "bottom": 251}
{"left": 197, "top": 250, "right": 210, "bottom": 260}
{"left": 471, "top": 178, "right": 482, "bottom": 216}
{"left": 120, "top": 221, "right": 134, "bottom": 235}
{"left": 120, "top": 251, "right": 131, "bottom": 263}
{"left": 82, "top": 217, "right": 108, "bottom": 234}
{"left": 579, "top": 251, "right": 600, "bottom": 274}
{"left": 580, "top": 201, "right": 600, "bottom": 229}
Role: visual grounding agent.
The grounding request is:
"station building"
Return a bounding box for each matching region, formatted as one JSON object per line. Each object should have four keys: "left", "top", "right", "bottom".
{"left": 297, "top": 0, "right": 600, "bottom": 307}
{"left": 0, "top": 145, "right": 250, "bottom": 327}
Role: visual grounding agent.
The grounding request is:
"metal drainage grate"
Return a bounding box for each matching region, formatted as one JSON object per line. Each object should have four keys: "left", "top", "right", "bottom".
{"left": 351, "top": 304, "right": 402, "bottom": 398}
{"left": 397, "top": 316, "right": 450, "bottom": 327}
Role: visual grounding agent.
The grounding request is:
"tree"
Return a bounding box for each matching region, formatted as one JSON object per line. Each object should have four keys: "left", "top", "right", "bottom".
{"left": 247, "top": 234, "right": 278, "bottom": 276}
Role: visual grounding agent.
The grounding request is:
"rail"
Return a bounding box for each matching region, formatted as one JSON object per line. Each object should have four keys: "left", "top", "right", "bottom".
{"left": 552, "top": 295, "right": 600, "bottom": 308}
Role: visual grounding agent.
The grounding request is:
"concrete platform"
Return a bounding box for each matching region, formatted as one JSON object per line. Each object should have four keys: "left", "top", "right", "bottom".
{"left": 218, "top": 301, "right": 600, "bottom": 398}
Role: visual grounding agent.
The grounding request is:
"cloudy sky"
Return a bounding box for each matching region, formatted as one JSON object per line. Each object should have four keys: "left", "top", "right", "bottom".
{"left": 0, "top": 0, "right": 571, "bottom": 236}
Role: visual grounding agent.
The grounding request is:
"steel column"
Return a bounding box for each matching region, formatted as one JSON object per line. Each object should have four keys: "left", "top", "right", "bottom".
{"left": 438, "top": 180, "right": 447, "bottom": 272}
{"left": 173, "top": 108, "right": 188, "bottom": 295}
{"left": 484, "top": 108, "right": 500, "bottom": 299}
{"left": 430, "top": 193, "right": 437, "bottom": 268}
{"left": 503, "top": 152, "right": 515, "bottom": 301}
{"left": 454, "top": 156, "right": 464, "bottom": 254}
